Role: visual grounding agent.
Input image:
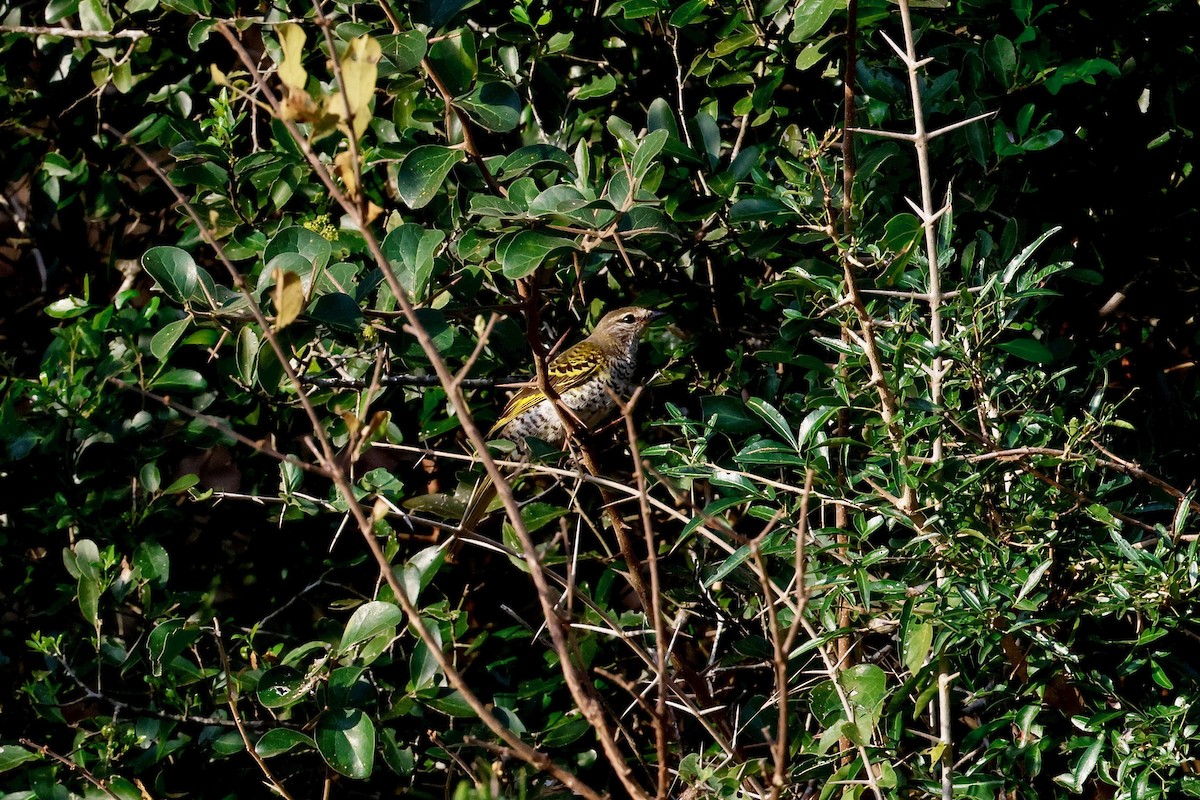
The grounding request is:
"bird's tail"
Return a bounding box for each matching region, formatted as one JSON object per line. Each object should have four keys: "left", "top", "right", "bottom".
{"left": 457, "top": 474, "right": 500, "bottom": 536}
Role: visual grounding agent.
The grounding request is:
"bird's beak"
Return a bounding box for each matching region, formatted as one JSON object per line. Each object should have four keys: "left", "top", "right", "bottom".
{"left": 649, "top": 310, "right": 667, "bottom": 322}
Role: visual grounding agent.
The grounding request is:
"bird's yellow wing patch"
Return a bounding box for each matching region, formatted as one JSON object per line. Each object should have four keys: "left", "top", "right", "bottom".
{"left": 489, "top": 341, "right": 609, "bottom": 435}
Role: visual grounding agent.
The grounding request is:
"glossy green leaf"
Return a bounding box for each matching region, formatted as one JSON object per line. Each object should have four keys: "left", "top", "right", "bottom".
{"left": 150, "top": 317, "right": 191, "bottom": 361}
{"left": 142, "top": 246, "right": 199, "bottom": 303}
{"left": 258, "top": 665, "right": 308, "bottom": 708}
{"left": 256, "top": 728, "right": 316, "bottom": 758}
{"left": 316, "top": 708, "right": 375, "bottom": 779}
{"left": 789, "top": 0, "right": 841, "bottom": 43}
{"left": 149, "top": 368, "right": 207, "bottom": 392}
{"left": 455, "top": 81, "right": 521, "bottom": 132}
{"left": 382, "top": 224, "right": 445, "bottom": 301}
{"left": 378, "top": 29, "right": 427, "bottom": 72}
{"left": 339, "top": 601, "right": 403, "bottom": 652}
{"left": 308, "top": 292, "right": 364, "bottom": 333}
{"left": 997, "top": 338, "right": 1053, "bottom": 363}
{"left": 497, "top": 230, "right": 577, "bottom": 279}
{"left": 0, "top": 744, "right": 38, "bottom": 773}
{"left": 701, "top": 395, "right": 763, "bottom": 434}
{"left": 395, "top": 146, "right": 464, "bottom": 209}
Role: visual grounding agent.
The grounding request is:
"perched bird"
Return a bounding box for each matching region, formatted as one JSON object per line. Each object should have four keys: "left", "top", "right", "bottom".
{"left": 460, "top": 306, "right": 663, "bottom": 532}
{"left": 489, "top": 306, "right": 663, "bottom": 448}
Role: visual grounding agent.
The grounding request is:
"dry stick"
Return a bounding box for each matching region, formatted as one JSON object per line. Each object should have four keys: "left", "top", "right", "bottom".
{"left": 0, "top": 24, "right": 147, "bottom": 40}
{"left": 619, "top": 388, "right": 671, "bottom": 800}
{"left": 834, "top": 0, "right": 860, "bottom": 769}
{"left": 213, "top": 621, "right": 298, "bottom": 800}
{"left": 755, "top": 468, "right": 817, "bottom": 800}
{"left": 858, "top": 4, "right": 968, "bottom": 795}
{"left": 101, "top": 127, "right": 338, "bottom": 480}
{"left": 122, "top": 52, "right": 600, "bottom": 800}
{"left": 216, "top": 23, "right": 647, "bottom": 800}
{"left": 893, "top": 7, "right": 954, "bottom": 795}
{"left": 18, "top": 740, "right": 131, "bottom": 800}
{"left": 107, "top": 378, "right": 323, "bottom": 475}
{"left": 312, "top": 2, "right": 363, "bottom": 213}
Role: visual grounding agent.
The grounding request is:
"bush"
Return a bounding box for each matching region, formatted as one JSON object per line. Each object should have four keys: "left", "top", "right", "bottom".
{"left": 3, "top": 1, "right": 1200, "bottom": 799}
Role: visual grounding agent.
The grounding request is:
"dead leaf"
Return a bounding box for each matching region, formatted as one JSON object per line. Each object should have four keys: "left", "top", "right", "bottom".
{"left": 334, "top": 149, "right": 358, "bottom": 199}
{"left": 337, "top": 34, "right": 381, "bottom": 138}
{"left": 272, "top": 267, "right": 303, "bottom": 331}
{"left": 276, "top": 23, "right": 308, "bottom": 91}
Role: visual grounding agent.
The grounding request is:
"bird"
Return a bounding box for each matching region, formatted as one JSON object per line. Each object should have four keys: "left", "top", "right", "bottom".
{"left": 459, "top": 306, "right": 663, "bottom": 533}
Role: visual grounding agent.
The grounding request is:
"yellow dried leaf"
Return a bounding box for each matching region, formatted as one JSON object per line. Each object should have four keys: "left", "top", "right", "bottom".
{"left": 210, "top": 63, "right": 229, "bottom": 86}
{"left": 334, "top": 149, "right": 359, "bottom": 199}
{"left": 276, "top": 23, "right": 308, "bottom": 92}
{"left": 338, "top": 34, "right": 381, "bottom": 138}
{"left": 272, "top": 267, "right": 303, "bottom": 331}
{"left": 371, "top": 496, "right": 389, "bottom": 524}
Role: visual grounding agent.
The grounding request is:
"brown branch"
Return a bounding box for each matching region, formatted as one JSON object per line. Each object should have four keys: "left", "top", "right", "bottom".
{"left": 107, "top": 378, "right": 324, "bottom": 476}
{"left": 620, "top": 387, "right": 670, "bottom": 800}
{"left": 419, "top": 57, "right": 503, "bottom": 196}
{"left": 213, "top": 621, "right": 298, "bottom": 800}
{"left": 215, "top": 24, "right": 642, "bottom": 798}
{"left": 17, "top": 740, "right": 130, "bottom": 800}
{"left": 1, "top": 24, "right": 147, "bottom": 40}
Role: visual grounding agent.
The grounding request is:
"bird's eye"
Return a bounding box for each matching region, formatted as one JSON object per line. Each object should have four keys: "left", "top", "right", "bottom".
{"left": 621, "top": 314, "right": 636, "bottom": 324}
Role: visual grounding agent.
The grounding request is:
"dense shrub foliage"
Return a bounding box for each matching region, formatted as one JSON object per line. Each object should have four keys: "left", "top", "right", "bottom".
{"left": 2, "top": 1, "right": 1200, "bottom": 799}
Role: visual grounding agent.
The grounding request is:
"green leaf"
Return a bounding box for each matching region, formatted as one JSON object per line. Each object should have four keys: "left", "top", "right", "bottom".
{"left": 1055, "top": 737, "right": 1102, "bottom": 793}
{"left": 78, "top": 574, "right": 101, "bottom": 624}
{"left": 45, "top": 0, "right": 80, "bottom": 24}
{"left": 45, "top": 295, "right": 92, "bottom": 319}
{"left": 339, "top": 601, "right": 403, "bottom": 652}
{"left": 258, "top": 666, "right": 308, "bottom": 708}
{"left": 382, "top": 224, "right": 446, "bottom": 301}
{"left": 997, "top": 338, "right": 1053, "bottom": 363}
{"left": 1022, "top": 129, "right": 1063, "bottom": 151}
{"left": 496, "top": 230, "right": 577, "bottom": 279}
{"left": 147, "top": 619, "right": 201, "bottom": 677}
{"left": 423, "top": 689, "right": 475, "bottom": 717}
{"left": 415, "top": 0, "right": 470, "bottom": 29}
{"left": 701, "top": 395, "right": 763, "bottom": 434}
{"left": 789, "top": 0, "right": 841, "bottom": 43}
{"left": 378, "top": 29, "right": 427, "bottom": 72}
{"left": 264, "top": 226, "right": 333, "bottom": 274}
{"left": 316, "top": 708, "right": 376, "bottom": 779}
{"left": 398, "top": 544, "right": 448, "bottom": 602}
{"left": 983, "top": 35, "right": 1017, "bottom": 89}
{"left": 150, "top": 317, "right": 191, "bottom": 361}
{"left": 500, "top": 145, "right": 576, "bottom": 178}
{"left": 455, "top": 81, "right": 521, "bottom": 132}
{"left": 236, "top": 325, "right": 259, "bottom": 385}
{"left": 395, "top": 146, "right": 464, "bottom": 209}
{"left": 729, "top": 197, "right": 790, "bottom": 222}
{"left": 133, "top": 540, "right": 170, "bottom": 583}
{"left": 149, "top": 368, "right": 207, "bottom": 392}
{"left": 256, "top": 729, "right": 316, "bottom": 758}
{"left": 901, "top": 618, "right": 933, "bottom": 675}
{"left": 631, "top": 128, "right": 669, "bottom": 184}
{"left": 0, "top": 744, "right": 39, "bottom": 773}
{"left": 745, "top": 397, "right": 796, "bottom": 449}
{"left": 308, "top": 293, "right": 364, "bottom": 333}
{"left": 142, "top": 246, "right": 199, "bottom": 303}
{"left": 575, "top": 74, "right": 616, "bottom": 100}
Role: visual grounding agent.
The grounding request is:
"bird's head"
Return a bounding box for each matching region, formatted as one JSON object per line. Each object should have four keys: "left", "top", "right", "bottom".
{"left": 589, "top": 306, "right": 664, "bottom": 352}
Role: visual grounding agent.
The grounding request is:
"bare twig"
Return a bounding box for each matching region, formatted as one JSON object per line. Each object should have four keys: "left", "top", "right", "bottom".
{"left": 213, "top": 621, "right": 298, "bottom": 800}
{"left": 215, "top": 24, "right": 645, "bottom": 797}
{"left": 1, "top": 24, "right": 147, "bottom": 40}
{"left": 17, "top": 740, "right": 130, "bottom": 800}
